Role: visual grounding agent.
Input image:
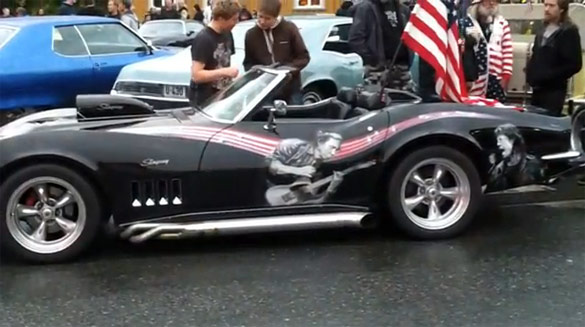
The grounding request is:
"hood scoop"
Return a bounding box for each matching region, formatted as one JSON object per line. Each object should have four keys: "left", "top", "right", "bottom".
{"left": 76, "top": 95, "right": 156, "bottom": 120}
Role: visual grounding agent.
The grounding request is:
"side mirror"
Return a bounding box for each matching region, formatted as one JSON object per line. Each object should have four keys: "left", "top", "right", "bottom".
{"left": 264, "top": 100, "right": 287, "bottom": 133}
{"left": 272, "top": 100, "right": 287, "bottom": 116}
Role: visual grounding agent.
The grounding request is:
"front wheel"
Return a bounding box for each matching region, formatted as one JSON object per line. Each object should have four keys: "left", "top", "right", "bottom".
{"left": 0, "top": 164, "right": 103, "bottom": 263}
{"left": 386, "top": 146, "right": 482, "bottom": 239}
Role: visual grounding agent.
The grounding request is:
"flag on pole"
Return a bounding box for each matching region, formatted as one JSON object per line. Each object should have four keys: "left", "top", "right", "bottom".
{"left": 402, "top": 0, "right": 468, "bottom": 103}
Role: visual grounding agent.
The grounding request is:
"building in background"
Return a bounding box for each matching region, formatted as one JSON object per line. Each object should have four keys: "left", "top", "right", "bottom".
{"left": 132, "top": 0, "right": 345, "bottom": 22}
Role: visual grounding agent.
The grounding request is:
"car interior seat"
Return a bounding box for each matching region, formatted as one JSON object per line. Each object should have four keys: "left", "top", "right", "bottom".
{"left": 336, "top": 87, "right": 370, "bottom": 118}
{"left": 356, "top": 90, "right": 385, "bottom": 111}
{"left": 284, "top": 98, "right": 350, "bottom": 120}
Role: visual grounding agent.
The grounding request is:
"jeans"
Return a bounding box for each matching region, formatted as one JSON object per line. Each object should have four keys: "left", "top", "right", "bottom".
{"left": 531, "top": 87, "right": 567, "bottom": 117}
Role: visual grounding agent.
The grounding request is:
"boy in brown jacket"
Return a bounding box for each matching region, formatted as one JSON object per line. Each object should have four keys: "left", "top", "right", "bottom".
{"left": 242, "top": 0, "right": 310, "bottom": 104}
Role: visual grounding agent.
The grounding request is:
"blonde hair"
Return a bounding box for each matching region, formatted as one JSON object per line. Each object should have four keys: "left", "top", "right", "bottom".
{"left": 211, "top": 0, "right": 241, "bottom": 20}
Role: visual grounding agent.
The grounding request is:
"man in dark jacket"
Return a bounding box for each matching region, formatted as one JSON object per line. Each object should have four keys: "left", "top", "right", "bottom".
{"left": 159, "top": 0, "right": 180, "bottom": 19}
{"left": 58, "top": 0, "right": 77, "bottom": 15}
{"left": 243, "top": 0, "right": 310, "bottom": 104}
{"left": 526, "top": 0, "right": 582, "bottom": 116}
{"left": 77, "top": 0, "right": 105, "bottom": 16}
{"left": 348, "top": 0, "right": 412, "bottom": 90}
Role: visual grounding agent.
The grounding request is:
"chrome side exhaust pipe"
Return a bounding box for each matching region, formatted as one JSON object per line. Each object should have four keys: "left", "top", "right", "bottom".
{"left": 120, "top": 212, "right": 372, "bottom": 243}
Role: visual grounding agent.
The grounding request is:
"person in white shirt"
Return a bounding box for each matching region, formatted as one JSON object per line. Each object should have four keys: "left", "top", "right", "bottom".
{"left": 203, "top": 0, "right": 213, "bottom": 24}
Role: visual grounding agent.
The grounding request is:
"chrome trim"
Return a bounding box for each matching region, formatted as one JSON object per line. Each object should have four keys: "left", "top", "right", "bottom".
{"left": 51, "top": 25, "right": 90, "bottom": 58}
{"left": 119, "top": 204, "right": 369, "bottom": 227}
{"left": 110, "top": 91, "right": 188, "bottom": 103}
{"left": 120, "top": 211, "right": 371, "bottom": 243}
{"left": 0, "top": 25, "right": 19, "bottom": 49}
{"left": 51, "top": 21, "right": 153, "bottom": 58}
{"left": 74, "top": 25, "right": 92, "bottom": 56}
{"left": 231, "top": 71, "right": 287, "bottom": 123}
{"left": 541, "top": 151, "right": 582, "bottom": 161}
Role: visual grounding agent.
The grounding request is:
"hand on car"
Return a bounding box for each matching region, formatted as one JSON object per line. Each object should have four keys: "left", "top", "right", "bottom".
{"left": 223, "top": 67, "right": 239, "bottom": 78}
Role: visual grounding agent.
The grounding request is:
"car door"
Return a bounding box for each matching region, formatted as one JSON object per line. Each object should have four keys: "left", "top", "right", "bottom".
{"left": 75, "top": 23, "right": 154, "bottom": 94}
{"left": 197, "top": 109, "right": 390, "bottom": 213}
{"left": 50, "top": 25, "right": 94, "bottom": 106}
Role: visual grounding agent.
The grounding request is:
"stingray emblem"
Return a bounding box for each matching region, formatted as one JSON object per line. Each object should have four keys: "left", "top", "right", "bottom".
{"left": 97, "top": 103, "right": 123, "bottom": 111}
{"left": 140, "top": 158, "right": 170, "bottom": 167}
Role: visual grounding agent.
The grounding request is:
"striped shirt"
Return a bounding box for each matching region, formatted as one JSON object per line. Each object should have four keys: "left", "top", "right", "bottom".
{"left": 488, "top": 16, "right": 513, "bottom": 80}
{"left": 464, "top": 15, "right": 513, "bottom": 97}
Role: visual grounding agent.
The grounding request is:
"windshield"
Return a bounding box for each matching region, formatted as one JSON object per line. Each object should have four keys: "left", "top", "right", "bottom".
{"left": 0, "top": 26, "right": 16, "bottom": 49}
{"left": 199, "top": 70, "right": 282, "bottom": 122}
{"left": 139, "top": 22, "right": 184, "bottom": 38}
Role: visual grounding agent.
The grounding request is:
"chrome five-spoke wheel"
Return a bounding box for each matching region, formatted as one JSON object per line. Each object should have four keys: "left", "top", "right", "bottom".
{"left": 387, "top": 146, "right": 481, "bottom": 239}
{"left": 6, "top": 177, "right": 87, "bottom": 254}
{"left": 400, "top": 159, "right": 471, "bottom": 230}
{"left": 1, "top": 164, "right": 103, "bottom": 263}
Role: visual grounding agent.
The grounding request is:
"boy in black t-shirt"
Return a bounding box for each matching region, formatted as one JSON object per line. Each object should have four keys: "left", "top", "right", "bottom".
{"left": 189, "top": 0, "right": 241, "bottom": 107}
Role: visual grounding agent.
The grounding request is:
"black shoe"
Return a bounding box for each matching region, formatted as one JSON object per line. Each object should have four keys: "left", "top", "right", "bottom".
{"left": 578, "top": 176, "right": 585, "bottom": 186}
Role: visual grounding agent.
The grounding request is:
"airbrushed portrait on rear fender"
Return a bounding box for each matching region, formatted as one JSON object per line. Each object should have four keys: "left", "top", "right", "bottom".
{"left": 485, "top": 123, "right": 545, "bottom": 192}
{"left": 264, "top": 131, "right": 376, "bottom": 206}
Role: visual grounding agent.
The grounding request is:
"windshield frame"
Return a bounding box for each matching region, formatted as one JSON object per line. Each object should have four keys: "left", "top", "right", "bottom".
{"left": 194, "top": 68, "right": 289, "bottom": 125}
{"left": 0, "top": 25, "right": 19, "bottom": 49}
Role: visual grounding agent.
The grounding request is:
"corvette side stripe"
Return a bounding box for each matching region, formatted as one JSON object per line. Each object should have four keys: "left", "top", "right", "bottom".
{"left": 109, "top": 111, "right": 498, "bottom": 161}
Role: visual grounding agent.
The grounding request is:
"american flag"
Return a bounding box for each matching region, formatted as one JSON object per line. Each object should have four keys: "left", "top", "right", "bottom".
{"left": 401, "top": 0, "right": 468, "bottom": 103}
{"left": 460, "top": 15, "right": 489, "bottom": 96}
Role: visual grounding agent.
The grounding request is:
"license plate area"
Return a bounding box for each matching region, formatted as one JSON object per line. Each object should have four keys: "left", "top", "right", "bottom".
{"left": 163, "top": 85, "right": 186, "bottom": 98}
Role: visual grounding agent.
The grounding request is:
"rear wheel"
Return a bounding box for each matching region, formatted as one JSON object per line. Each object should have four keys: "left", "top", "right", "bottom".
{"left": 0, "top": 164, "right": 103, "bottom": 263}
{"left": 386, "top": 146, "right": 482, "bottom": 239}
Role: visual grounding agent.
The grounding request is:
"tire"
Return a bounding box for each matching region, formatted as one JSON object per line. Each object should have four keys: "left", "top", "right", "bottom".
{"left": 302, "top": 86, "right": 326, "bottom": 104}
{"left": 0, "top": 164, "right": 103, "bottom": 263}
{"left": 386, "top": 146, "right": 482, "bottom": 239}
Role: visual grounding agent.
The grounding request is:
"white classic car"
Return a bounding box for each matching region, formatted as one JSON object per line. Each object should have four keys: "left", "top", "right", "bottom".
{"left": 110, "top": 16, "right": 365, "bottom": 108}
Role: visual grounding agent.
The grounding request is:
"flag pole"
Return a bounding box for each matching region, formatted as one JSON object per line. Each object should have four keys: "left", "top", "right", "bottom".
{"left": 384, "top": 0, "right": 406, "bottom": 91}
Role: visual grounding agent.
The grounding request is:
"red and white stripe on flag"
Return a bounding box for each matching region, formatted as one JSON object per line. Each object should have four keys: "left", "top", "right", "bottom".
{"left": 401, "top": 0, "right": 468, "bottom": 103}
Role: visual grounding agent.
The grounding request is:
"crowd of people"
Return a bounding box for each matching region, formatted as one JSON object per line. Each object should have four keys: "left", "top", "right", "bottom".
{"left": 1, "top": 0, "right": 582, "bottom": 115}
{"left": 337, "top": 0, "right": 581, "bottom": 117}
{"left": 0, "top": 0, "right": 256, "bottom": 26}
{"left": 188, "top": 0, "right": 582, "bottom": 118}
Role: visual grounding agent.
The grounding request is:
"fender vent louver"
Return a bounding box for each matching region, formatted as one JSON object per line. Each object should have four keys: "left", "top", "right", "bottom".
{"left": 131, "top": 179, "right": 183, "bottom": 208}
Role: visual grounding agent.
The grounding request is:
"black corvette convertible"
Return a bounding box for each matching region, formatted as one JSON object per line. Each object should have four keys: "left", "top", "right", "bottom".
{"left": 0, "top": 67, "right": 583, "bottom": 263}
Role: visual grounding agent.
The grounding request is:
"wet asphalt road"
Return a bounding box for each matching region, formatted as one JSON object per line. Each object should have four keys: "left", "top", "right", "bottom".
{"left": 1, "top": 180, "right": 584, "bottom": 327}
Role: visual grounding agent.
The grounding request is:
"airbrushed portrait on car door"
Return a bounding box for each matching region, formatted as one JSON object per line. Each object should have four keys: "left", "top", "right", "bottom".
{"left": 485, "top": 124, "right": 545, "bottom": 192}
{"left": 264, "top": 131, "right": 376, "bottom": 206}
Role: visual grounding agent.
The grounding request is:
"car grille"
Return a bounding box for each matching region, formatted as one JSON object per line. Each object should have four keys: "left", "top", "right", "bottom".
{"left": 114, "top": 82, "right": 164, "bottom": 97}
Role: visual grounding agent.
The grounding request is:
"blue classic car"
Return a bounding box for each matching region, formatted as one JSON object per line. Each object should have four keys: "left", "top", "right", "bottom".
{"left": 111, "top": 16, "right": 364, "bottom": 107}
{"left": 0, "top": 16, "right": 173, "bottom": 124}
